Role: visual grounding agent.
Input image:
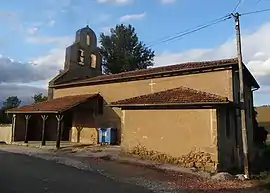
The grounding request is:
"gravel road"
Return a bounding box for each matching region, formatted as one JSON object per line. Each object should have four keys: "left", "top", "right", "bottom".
{"left": 0, "top": 150, "right": 156, "bottom": 193}
{"left": 0, "top": 145, "right": 268, "bottom": 193}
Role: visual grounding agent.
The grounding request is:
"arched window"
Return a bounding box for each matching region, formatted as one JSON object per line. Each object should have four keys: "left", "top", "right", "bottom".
{"left": 91, "top": 54, "right": 96, "bottom": 68}
{"left": 86, "top": 34, "right": 90, "bottom": 45}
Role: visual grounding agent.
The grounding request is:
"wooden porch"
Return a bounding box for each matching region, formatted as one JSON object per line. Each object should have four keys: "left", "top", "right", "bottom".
{"left": 6, "top": 94, "right": 103, "bottom": 149}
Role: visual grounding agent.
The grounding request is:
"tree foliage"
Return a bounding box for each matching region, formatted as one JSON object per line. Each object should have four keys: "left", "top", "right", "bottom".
{"left": 2, "top": 96, "right": 21, "bottom": 110}
{"left": 32, "top": 93, "right": 48, "bottom": 103}
{"left": 253, "top": 108, "right": 268, "bottom": 147}
{"left": 99, "top": 24, "right": 155, "bottom": 74}
{"left": 0, "top": 96, "right": 21, "bottom": 124}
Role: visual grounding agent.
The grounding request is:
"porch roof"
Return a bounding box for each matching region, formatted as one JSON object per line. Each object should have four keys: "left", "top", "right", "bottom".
{"left": 109, "top": 86, "right": 231, "bottom": 108}
{"left": 6, "top": 94, "right": 100, "bottom": 114}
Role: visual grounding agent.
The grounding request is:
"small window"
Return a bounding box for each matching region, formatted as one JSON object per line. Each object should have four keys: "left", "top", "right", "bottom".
{"left": 86, "top": 35, "right": 90, "bottom": 45}
{"left": 226, "top": 109, "right": 231, "bottom": 138}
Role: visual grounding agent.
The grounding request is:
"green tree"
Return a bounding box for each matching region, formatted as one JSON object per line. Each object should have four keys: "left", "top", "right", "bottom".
{"left": 2, "top": 96, "right": 21, "bottom": 110}
{"left": 32, "top": 93, "right": 48, "bottom": 103}
{"left": 253, "top": 108, "right": 268, "bottom": 147}
{"left": 99, "top": 24, "right": 155, "bottom": 74}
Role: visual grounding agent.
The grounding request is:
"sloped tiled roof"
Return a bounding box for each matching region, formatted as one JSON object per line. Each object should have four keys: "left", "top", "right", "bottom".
{"left": 6, "top": 94, "right": 100, "bottom": 114}
{"left": 110, "top": 87, "right": 229, "bottom": 107}
{"left": 52, "top": 58, "right": 240, "bottom": 86}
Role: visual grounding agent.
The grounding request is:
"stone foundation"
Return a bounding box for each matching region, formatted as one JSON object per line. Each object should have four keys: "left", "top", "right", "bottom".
{"left": 126, "top": 144, "right": 217, "bottom": 173}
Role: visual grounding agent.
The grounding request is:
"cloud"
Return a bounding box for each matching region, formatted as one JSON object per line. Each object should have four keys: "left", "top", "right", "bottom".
{"left": 48, "top": 19, "right": 56, "bottom": 27}
{"left": 0, "top": 83, "right": 47, "bottom": 106}
{"left": 26, "top": 27, "right": 39, "bottom": 36}
{"left": 160, "top": 0, "right": 176, "bottom": 4}
{"left": 0, "top": 56, "right": 59, "bottom": 84}
{"left": 96, "top": 0, "right": 132, "bottom": 5}
{"left": 0, "top": 11, "right": 16, "bottom": 19}
{"left": 0, "top": 34, "right": 72, "bottom": 85}
{"left": 100, "top": 26, "right": 112, "bottom": 35}
{"left": 30, "top": 48, "right": 66, "bottom": 71}
{"left": 2, "top": 21, "right": 270, "bottom": 106}
{"left": 154, "top": 22, "right": 270, "bottom": 105}
{"left": 119, "top": 13, "right": 146, "bottom": 22}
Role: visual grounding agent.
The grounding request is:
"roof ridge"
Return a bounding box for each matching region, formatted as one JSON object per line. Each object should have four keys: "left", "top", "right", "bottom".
{"left": 52, "top": 57, "right": 239, "bottom": 87}
{"left": 178, "top": 86, "right": 228, "bottom": 101}
{"left": 111, "top": 86, "right": 228, "bottom": 105}
{"left": 135, "top": 86, "right": 227, "bottom": 100}
{"left": 7, "top": 93, "right": 101, "bottom": 114}
{"left": 92, "top": 57, "right": 238, "bottom": 79}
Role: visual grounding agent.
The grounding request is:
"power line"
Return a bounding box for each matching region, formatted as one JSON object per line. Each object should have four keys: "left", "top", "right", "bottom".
{"left": 148, "top": 15, "right": 231, "bottom": 47}
{"left": 146, "top": 7, "right": 270, "bottom": 48}
{"left": 255, "top": 0, "right": 267, "bottom": 4}
{"left": 146, "top": 14, "right": 230, "bottom": 47}
{"left": 232, "top": 0, "right": 242, "bottom": 13}
{"left": 240, "top": 8, "right": 270, "bottom": 15}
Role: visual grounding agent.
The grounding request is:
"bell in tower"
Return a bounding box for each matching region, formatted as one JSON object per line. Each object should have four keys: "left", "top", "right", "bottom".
{"left": 63, "top": 25, "right": 102, "bottom": 76}
{"left": 48, "top": 25, "right": 103, "bottom": 100}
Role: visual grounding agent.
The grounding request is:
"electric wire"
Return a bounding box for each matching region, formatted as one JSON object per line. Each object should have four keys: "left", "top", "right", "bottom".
{"left": 146, "top": 7, "right": 270, "bottom": 47}
{"left": 232, "top": 0, "right": 242, "bottom": 13}
{"left": 148, "top": 15, "right": 232, "bottom": 47}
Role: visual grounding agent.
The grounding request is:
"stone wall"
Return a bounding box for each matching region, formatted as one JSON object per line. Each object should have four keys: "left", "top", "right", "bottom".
{"left": 127, "top": 144, "right": 217, "bottom": 173}
{"left": 0, "top": 124, "right": 12, "bottom": 144}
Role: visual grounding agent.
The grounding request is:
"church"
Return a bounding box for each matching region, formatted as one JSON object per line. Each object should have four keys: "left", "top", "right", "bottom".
{"left": 7, "top": 25, "right": 260, "bottom": 172}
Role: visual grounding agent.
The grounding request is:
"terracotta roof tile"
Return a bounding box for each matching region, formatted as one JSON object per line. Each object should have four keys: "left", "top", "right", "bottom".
{"left": 111, "top": 87, "right": 229, "bottom": 106}
{"left": 7, "top": 94, "right": 99, "bottom": 113}
{"left": 54, "top": 58, "right": 238, "bottom": 86}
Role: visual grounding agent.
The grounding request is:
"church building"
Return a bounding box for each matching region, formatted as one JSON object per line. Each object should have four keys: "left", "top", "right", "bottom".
{"left": 7, "top": 26, "right": 260, "bottom": 172}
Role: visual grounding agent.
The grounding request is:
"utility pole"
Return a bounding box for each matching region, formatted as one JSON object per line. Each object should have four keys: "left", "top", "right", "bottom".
{"left": 232, "top": 12, "right": 250, "bottom": 179}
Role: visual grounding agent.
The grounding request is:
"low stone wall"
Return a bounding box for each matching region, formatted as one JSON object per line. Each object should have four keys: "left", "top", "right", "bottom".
{"left": 125, "top": 144, "right": 217, "bottom": 173}
{"left": 0, "top": 124, "right": 12, "bottom": 144}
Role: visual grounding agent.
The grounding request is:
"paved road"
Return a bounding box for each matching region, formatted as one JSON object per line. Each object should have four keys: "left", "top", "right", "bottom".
{"left": 0, "top": 151, "right": 153, "bottom": 193}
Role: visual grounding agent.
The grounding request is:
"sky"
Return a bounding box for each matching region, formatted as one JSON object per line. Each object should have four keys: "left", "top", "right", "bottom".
{"left": 0, "top": 0, "right": 270, "bottom": 106}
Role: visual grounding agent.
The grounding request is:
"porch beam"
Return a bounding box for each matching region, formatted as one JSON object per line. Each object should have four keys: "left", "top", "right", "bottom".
{"left": 6, "top": 111, "right": 58, "bottom": 114}
{"left": 24, "top": 115, "right": 31, "bottom": 143}
{"left": 56, "top": 114, "right": 64, "bottom": 149}
{"left": 41, "top": 115, "right": 48, "bottom": 146}
{"left": 11, "top": 114, "right": 16, "bottom": 143}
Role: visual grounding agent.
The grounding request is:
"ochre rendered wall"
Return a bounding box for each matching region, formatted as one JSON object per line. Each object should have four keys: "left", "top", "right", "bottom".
{"left": 121, "top": 109, "right": 218, "bottom": 162}
{"left": 70, "top": 110, "right": 98, "bottom": 144}
{"left": 53, "top": 70, "right": 233, "bottom": 142}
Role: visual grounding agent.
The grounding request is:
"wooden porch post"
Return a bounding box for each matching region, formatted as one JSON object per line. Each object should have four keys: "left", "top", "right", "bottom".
{"left": 11, "top": 114, "right": 16, "bottom": 143}
{"left": 41, "top": 115, "right": 48, "bottom": 146}
{"left": 56, "top": 114, "right": 63, "bottom": 149}
{"left": 24, "top": 115, "right": 31, "bottom": 143}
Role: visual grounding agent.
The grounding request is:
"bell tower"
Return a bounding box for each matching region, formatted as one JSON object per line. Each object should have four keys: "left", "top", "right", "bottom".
{"left": 48, "top": 25, "right": 102, "bottom": 100}
{"left": 64, "top": 25, "right": 102, "bottom": 76}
